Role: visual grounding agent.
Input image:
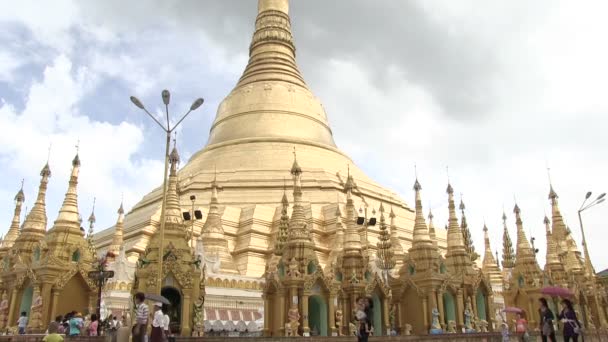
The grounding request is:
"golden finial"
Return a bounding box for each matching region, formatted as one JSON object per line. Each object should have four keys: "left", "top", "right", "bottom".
{"left": 75, "top": 138, "right": 80, "bottom": 154}
{"left": 47, "top": 143, "right": 52, "bottom": 163}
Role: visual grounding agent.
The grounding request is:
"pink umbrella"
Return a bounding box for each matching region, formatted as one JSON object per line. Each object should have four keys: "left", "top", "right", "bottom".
{"left": 541, "top": 286, "right": 574, "bottom": 297}
{"left": 503, "top": 307, "right": 524, "bottom": 314}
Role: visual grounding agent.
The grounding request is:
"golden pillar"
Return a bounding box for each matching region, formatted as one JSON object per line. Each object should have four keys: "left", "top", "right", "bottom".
{"left": 422, "top": 296, "right": 429, "bottom": 329}
{"left": 7, "top": 288, "right": 18, "bottom": 324}
{"left": 428, "top": 290, "right": 438, "bottom": 328}
{"left": 329, "top": 293, "right": 336, "bottom": 336}
{"left": 593, "top": 293, "right": 607, "bottom": 327}
{"left": 181, "top": 293, "right": 191, "bottom": 336}
{"left": 262, "top": 294, "right": 270, "bottom": 336}
{"left": 40, "top": 282, "right": 53, "bottom": 324}
{"left": 49, "top": 288, "right": 60, "bottom": 322}
{"left": 383, "top": 297, "right": 390, "bottom": 335}
{"left": 471, "top": 295, "right": 478, "bottom": 318}
{"left": 437, "top": 291, "right": 445, "bottom": 327}
{"left": 278, "top": 290, "right": 286, "bottom": 336}
{"left": 457, "top": 289, "right": 464, "bottom": 329}
{"left": 302, "top": 293, "right": 309, "bottom": 335}
{"left": 396, "top": 302, "right": 403, "bottom": 332}
{"left": 527, "top": 299, "right": 536, "bottom": 327}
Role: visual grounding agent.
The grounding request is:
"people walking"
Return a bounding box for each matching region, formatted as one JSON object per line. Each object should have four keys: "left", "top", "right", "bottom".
{"left": 17, "top": 311, "right": 28, "bottom": 335}
{"left": 132, "top": 292, "right": 149, "bottom": 342}
{"left": 150, "top": 303, "right": 165, "bottom": 342}
{"left": 355, "top": 297, "right": 373, "bottom": 342}
{"left": 558, "top": 299, "right": 581, "bottom": 342}
{"left": 89, "top": 314, "right": 99, "bottom": 336}
{"left": 68, "top": 312, "right": 84, "bottom": 337}
{"left": 539, "top": 298, "right": 556, "bottom": 342}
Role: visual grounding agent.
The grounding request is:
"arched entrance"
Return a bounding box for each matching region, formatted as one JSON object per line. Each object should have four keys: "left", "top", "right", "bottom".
{"left": 161, "top": 287, "right": 181, "bottom": 334}
{"left": 371, "top": 293, "right": 383, "bottom": 336}
{"left": 57, "top": 274, "right": 91, "bottom": 315}
{"left": 19, "top": 286, "right": 33, "bottom": 317}
{"left": 443, "top": 292, "right": 456, "bottom": 325}
{"left": 308, "top": 295, "right": 327, "bottom": 336}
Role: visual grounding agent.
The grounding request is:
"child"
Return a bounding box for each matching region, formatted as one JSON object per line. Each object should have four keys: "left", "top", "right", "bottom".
{"left": 43, "top": 322, "right": 64, "bottom": 342}
{"left": 17, "top": 312, "right": 28, "bottom": 335}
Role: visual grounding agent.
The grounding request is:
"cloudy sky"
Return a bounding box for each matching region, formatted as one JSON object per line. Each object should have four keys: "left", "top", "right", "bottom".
{"left": 1, "top": 0, "right": 607, "bottom": 271}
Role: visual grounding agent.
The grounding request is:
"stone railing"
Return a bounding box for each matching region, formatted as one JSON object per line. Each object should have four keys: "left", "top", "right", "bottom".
{"left": 1, "top": 330, "right": 607, "bottom": 342}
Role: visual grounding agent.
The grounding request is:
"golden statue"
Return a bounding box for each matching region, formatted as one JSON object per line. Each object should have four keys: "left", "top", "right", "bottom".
{"left": 335, "top": 309, "right": 343, "bottom": 336}
{"left": 287, "top": 258, "right": 300, "bottom": 278}
{"left": 348, "top": 321, "right": 357, "bottom": 336}
{"left": 192, "top": 296, "right": 205, "bottom": 337}
{"left": 285, "top": 306, "right": 300, "bottom": 336}
{"left": 404, "top": 323, "right": 412, "bottom": 335}
{"left": 447, "top": 320, "right": 457, "bottom": 333}
{"left": 0, "top": 292, "right": 8, "bottom": 330}
{"left": 28, "top": 289, "right": 43, "bottom": 332}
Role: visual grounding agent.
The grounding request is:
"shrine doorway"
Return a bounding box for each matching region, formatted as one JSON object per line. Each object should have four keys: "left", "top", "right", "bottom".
{"left": 371, "top": 293, "right": 383, "bottom": 336}
{"left": 442, "top": 292, "right": 456, "bottom": 325}
{"left": 18, "top": 285, "right": 33, "bottom": 318}
{"left": 161, "top": 286, "right": 181, "bottom": 334}
{"left": 308, "top": 295, "right": 328, "bottom": 336}
{"left": 476, "top": 289, "right": 487, "bottom": 321}
{"left": 57, "top": 274, "right": 90, "bottom": 315}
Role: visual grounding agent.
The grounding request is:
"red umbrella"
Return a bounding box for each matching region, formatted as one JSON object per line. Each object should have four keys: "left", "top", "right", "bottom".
{"left": 503, "top": 307, "right": 524, "bottom": 314}
{"left": 541, "top": 286, "right": 574, "bottom": 297}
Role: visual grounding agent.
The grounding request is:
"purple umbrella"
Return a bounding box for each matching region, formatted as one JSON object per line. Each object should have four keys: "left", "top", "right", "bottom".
{"left": 503, "top": 307, "right": 524, "bottom": 314}
{"left": 541, "top": 286, "right": 574, "bottom": 297}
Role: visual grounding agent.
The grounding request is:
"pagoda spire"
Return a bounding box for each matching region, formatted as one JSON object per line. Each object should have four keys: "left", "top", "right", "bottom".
{"left": 444, "top": 181, "right": 471, "bottom": 272}
{"left": 19, "top": 162, "right": 51, "bottom": 240}
{"left": 2, "top": 181, "right": 25, "bottom": 249}
{"left": 163, "top": 143, "right": 182, "bottom": 224}
{"left": 482, "top": 223, "right": 500, "bottom": 273}
{"left": 376, "top": 203, "right": 395, "bottom": 274}
{"left": 501, "top": 211, "right": 515, "bottom": 269}
{"left": 200, "top": 168, "right": 238, "bottom": 274}
{"left": 285, "top": 149, "right": 309, "bottom": 243}
{"left": 58, "top": 153, "right": 81, "bottom": 223}
{"left": 328, "top": 196, "right": 344, "bottom": 264}
{"left": 388, "top": 206, "right": 404, "bottom": 262}
{"left": 459, "top": 196, "right": 478, "bottom": 261}
{"left": 513, "top": 203, "right": 541, "bottom": 270}
{"left": 547, "top": 175, "right": 583, "bottom": 272}
{"left": 109, "top": 201, "right": 125, "bottom": 255}
{"left": 239, "top": 0, "right": 303, "bottom": 89}
{"left": 543, "top": 214, "right": 566, "bottom": 284}
{"left": 428, "top": 209, "right": 438, "bottom": 249}
{"left": 339, "top": 164, "right": 365, "bottom": 283}
{"left": 87, "top": 198, "right": 97, "bottom": 255}
{"left": 407, "top": 177, "right": 438, "bottom": 274}
{"left": 273, "top": 179, "right": 290, "bottom": 256}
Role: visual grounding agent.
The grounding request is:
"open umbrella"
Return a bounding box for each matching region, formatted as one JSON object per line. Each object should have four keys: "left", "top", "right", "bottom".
{"left": 503, "top": 307, "right": 524, "bottom": 314}
{"left": 144, "top": 293, "right": 171, "bottom": 305}
{"left": 541, "top": 286, "right": 574, "bottom": 298}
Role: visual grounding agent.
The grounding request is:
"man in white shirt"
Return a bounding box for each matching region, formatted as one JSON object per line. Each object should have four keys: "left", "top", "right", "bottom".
{"left": 133, "top": 293, "right": 149, "bottom": 342}
{"left": 17, "top": 312, "right": 28, "bottom": 335}
{"left": 150, "top": 303, "right": 164, "bottom": 342}
{"left": 162, "top": 312, "right": 170, "bottom": 337}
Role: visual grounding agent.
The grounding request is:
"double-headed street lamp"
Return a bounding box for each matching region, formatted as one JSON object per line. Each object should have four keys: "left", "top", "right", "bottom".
{"left": 357, "top": 206, "right": 376, "bottom": 258}
{"left": 183, "top": 195, "right": 203, "bottom": 248}
{"left": 130, "top": 91, "right": 204, "bottom": 294}
{"left": 578, "top": 191, "right": 606, "bottom": 272}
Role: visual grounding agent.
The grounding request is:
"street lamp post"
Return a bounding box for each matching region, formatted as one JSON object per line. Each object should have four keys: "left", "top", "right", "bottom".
{"left": 577, "top": 191, "right": 606, "bottom": 327}
{"left": 356, "top": 206, "right": 376, "bottom": 258}
{"left": 88, "top": 252, "right": 115, "bottom": 336}
{"left": 183, "top": 195, "right": 203, "bottom": 248}
{"left": 578, "top": 191, "right": 606, "bottom": 273}
{"left": 130, "top": 91, "right": 204, "bottom": 294}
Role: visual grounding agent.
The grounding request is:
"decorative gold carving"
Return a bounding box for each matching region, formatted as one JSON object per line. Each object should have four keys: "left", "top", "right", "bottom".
{"left": 335, "top": 309, "right": 343, "bottom": 336}
{"left": 447, "top": 320, "right": 457, "bottom": 333}
{"left": 285, "top": 306, "right": 300, "bottom": 336}
{"left": 404, "top": 323, "right": 412, "bottom": 335}
{"left": 0, "top": 292, "right": 8, "bottom": 330}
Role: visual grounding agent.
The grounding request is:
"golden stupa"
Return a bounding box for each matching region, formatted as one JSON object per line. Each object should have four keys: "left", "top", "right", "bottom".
{"left": 95, "top": 0, "right": 447, "bottom": 277}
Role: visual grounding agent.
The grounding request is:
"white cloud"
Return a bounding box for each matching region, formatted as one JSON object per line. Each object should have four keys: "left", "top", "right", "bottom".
{"left": 0, "top": 54, "right": 163, "bottom": 234}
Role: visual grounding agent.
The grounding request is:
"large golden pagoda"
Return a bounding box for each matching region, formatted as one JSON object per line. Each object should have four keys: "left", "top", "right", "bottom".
{"left": 93, "top": 0, "right": 447, "bottom": 333}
